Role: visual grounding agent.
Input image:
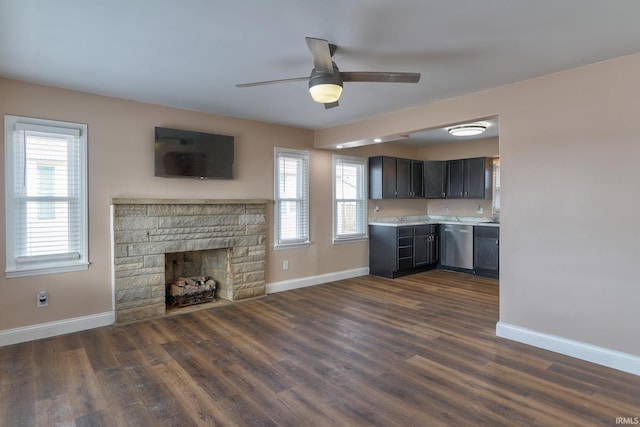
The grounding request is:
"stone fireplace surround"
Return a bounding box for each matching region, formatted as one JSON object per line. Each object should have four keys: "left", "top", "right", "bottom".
{"left": 111, "top": 199, "right": 268, "bottom": 323}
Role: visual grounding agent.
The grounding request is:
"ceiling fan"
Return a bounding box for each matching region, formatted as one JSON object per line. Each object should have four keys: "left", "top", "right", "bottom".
{"left": 236, "top": 37, "right": 421, "bottom": 109}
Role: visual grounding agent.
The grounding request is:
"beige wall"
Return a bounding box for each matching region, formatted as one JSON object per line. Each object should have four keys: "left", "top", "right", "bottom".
{"left": 4, "top": 50, "right": 640, "bottom": 360}
{"left": 316, "top": 53, "right": 640, "bottom": 357}
{"left": 0, "top": 78, "right": 369, "bottom": 331}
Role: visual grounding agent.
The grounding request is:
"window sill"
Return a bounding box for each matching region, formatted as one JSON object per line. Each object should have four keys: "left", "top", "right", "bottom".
{"left": 6, "top": 262, "right": 89, "bottom": 278}
{"left": 274, "top": 242, "right": 311, "bottom": 251}
{"left": 333, "top": 236, "right": 369, "bottom": 245}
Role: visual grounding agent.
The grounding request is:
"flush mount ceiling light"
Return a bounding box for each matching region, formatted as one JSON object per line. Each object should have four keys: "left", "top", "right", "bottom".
{"left": 308, "top": 66, "right": 343, "bottom": 103}
{"left": 448, "top": 124, "right": 487, "bottom": 137}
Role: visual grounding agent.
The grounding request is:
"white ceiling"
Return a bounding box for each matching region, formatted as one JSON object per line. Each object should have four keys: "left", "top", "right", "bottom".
{"left": 2, "top": 1, "right": 640, "bottom": 131}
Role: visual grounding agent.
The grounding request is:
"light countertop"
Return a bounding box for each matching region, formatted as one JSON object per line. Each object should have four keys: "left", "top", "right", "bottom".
{"left": 368, "top": 215, "right": 500, "bottom": 228}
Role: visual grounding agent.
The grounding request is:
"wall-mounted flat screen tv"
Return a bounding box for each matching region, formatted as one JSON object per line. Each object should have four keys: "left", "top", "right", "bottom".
{"left": 154, "top": 127, "right": 234, "bottom": 179}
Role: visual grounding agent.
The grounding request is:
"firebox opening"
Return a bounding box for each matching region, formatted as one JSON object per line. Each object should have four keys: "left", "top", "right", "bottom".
{"left": 165, "top": 249, "right": 231, "bottom": 310}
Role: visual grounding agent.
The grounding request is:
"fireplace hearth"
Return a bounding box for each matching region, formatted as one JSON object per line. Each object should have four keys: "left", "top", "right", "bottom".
{"left": 111, "top": 198, "right": 269, "bottom": 323}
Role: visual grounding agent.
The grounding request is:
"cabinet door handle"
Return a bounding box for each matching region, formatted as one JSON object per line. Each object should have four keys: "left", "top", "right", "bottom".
{"left": 496, "top": 240, "right": 499, "bottom": 246}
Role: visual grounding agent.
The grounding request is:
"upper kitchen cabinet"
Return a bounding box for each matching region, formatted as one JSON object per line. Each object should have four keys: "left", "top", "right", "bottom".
{"left": 369, "top": 156, "right": 397, "bottom": 199}
{"left": 447, "top": 157, "right": 493, "bottom": 199}
{"left": 425, "top": 160, "right": 447, "bottom": 199}
{"left": 369, "top": 156, "right": 424, "bottom": 199}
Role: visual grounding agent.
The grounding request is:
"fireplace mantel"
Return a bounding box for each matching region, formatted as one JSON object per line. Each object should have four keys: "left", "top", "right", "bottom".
{"left": 111, "top": 199, "right": 268, "bottom": 323}
{"left": 110, "top": 198, "right": 271, "bottom": 206}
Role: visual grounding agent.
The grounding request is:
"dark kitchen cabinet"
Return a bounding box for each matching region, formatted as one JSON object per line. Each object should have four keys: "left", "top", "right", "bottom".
{"left": 369, "top": 224, "right": 438, "bottom": 278}
{"left": 447, "top": 159, "right": 464, "bottom": 199}
{"left": 425, "top": 160, "right": 447, "bottom": 199}
{"left": 414, "top": 224, "right": 439, "bottom": 267}
{"left": 465, "top": 157, "right": 492, "bottom": 199}
{"left": 395, "top": 158, "right": 411, "bottom": 198}
{"left": 410, "top": 160, "right": 425, "bottom": 198}
{"left": 474, "top": 226, "right": 499, "bottom": 278}
{"left": 447, "top": 157, "right": 492, "bottom": 199}
{"left": 369, "top": 156, "right": 424, "bottom": 199}
{"left": 369, "top": 156, "right": 397, "bottom": 199}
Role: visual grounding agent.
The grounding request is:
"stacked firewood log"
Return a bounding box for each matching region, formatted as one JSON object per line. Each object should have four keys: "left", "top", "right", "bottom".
{"left": 167, "top": 276, "right": 216, "bottom": 307}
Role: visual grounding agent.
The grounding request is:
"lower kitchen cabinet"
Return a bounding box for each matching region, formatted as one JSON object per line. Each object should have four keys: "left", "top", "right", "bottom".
{"left": 414, "top": 225, "right": 439, "bottom": 267}
{"left": 473, "top": 226, "right": 499, "bottom": 278}
{"left": 370, "top": 222, "right": 499, "bottom": 280}
{"left": 369, "top": 225, "right": 439, "bottom": 278}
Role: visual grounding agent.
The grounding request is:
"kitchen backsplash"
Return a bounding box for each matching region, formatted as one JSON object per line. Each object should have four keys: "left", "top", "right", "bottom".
{"left": 368, "top": 198, "right": 497, "bottom": 221}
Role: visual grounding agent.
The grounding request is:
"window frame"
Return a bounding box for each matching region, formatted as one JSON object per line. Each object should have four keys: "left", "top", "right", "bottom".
{"left": 492, "top": 157, "right": 501, "bottom": 217}
{"left": 4, "top": 115, "right": 89, "bottom": 278}
{"left": 332, "top": 154, "right": 368, "bottom": 244}
{"left": 274, "top": 147, "right": 310, "bottom": 250}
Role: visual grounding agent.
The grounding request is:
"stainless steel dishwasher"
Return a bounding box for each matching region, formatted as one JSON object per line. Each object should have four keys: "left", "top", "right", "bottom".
{"left": 441, "top": 224, "right": 474, "bottom": 270}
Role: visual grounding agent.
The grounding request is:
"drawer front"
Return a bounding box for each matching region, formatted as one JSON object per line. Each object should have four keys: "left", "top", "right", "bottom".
{"left": 398, "top": 257, "right": 413, "bottom": 270}
{"left": 398, "top": 246, "right": 413, "bottom": 258}
{"left": 415, "top": 224, "right": 439, "bottom": 235}
{"left": 398, "top": 226, "right": 413, "bottom": 237}
{"left": 414, "top": 225, "right": 430, "bottom": 236}
{"left": 474, "top": 226, "right": 499, "bottom": 239}
{"left": 398, "top": 236, "right": 413, "bottom": 247}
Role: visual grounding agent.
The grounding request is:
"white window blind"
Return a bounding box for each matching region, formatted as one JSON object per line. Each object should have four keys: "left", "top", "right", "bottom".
{"left": 492, "top": 157, "right": 501, "bottom": 215}
{"left": 333, "top": 155, "right": 368, "bottom": 242}
{"left": 274, "top": 148, "right": 309, "bottom": 248}
{"left": 5, "top": 115, "right": 88, "bottom": 277}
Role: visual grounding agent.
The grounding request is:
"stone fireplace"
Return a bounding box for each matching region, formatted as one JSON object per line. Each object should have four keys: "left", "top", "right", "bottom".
{"left": 111, "top": 199, "right": 269, "bottom": 323}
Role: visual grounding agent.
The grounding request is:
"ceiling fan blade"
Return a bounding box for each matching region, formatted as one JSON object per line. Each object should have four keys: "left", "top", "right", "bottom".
{"left": 340, "top": 72, "right": 421, "bottom": 83}
{"left": 324, "top": 101, "right": 339, "bottom": 109}
{"left": 305, "top": 37, "right": 334, "bottom": 74}
{"left": 236, "top": 77, "right": 308, "bottom": 88}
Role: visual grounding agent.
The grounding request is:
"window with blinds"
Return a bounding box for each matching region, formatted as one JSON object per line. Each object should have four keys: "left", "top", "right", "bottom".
{"left": 333, "top": 155, "right": 368, "bottom": 242}
{"left": 4, "top": 115, "right": 88, "bottom": 278}
{"left": 274, "top": 148, "right": 309, "bottom": 248}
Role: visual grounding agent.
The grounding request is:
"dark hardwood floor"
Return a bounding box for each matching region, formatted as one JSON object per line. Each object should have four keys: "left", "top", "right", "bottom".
{"left": 1, "top": 270, "right": 639, "bottom": 426}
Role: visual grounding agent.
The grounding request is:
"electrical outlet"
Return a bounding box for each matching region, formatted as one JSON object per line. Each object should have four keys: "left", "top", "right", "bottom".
{"left": 477, "top": 206, "right": 484, "bottom": 214}
{"left": 374, "top": 206, "right": 380, "bottom": 213}
{"left": 444, "top": 206, "right": 450, "bottom": 213}
{"left": 283, "top": 260, "right": 289, "bottom": 270}
{"left": 37, "top": 291, "right": 49, "bottom": 308}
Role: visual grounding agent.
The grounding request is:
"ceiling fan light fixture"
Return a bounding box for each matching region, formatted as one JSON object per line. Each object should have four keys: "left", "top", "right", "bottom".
{"left": 448, "top": 124, "right": 487, "bottom": 137}
{"left": 309, "top": 83, "right": 343, "bottom": 103}
{"left": 309, "top": 66, "right": 343, "bottom": 103}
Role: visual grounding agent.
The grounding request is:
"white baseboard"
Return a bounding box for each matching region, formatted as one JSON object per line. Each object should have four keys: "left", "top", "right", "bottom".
{"left": 266, "top": 267, "right": 369, "bottom": 294}
{"left": 0, "top": 311, "right": 115, "bottom": 347}
{"left": 0, "top": 268, "right": 369, "bottom": 347}
{"left": 496, "top": 322, "right": 640, "bottom": 377}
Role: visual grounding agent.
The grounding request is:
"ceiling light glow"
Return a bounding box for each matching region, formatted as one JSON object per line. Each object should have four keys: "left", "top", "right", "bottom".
{"left": 448, "top": 124, "right": 487, "bottom": 137}
{"left": 309, "top": 84, "right": 343, "bottom": 103}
